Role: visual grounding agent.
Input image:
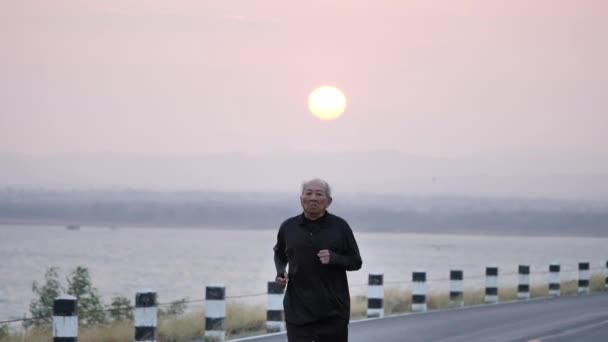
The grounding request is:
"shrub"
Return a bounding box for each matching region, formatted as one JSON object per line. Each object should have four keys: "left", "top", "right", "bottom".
{"left": 108, "top": 296, "right": 134, "bottom": 321}
{"left": 28, "top": 266, "right": 107, "bottom": 327}
{"left": 28, "top": 267, "right": 63, "bottom": 327}
{"left": 66, "top": 266, "right": 107, "bottom": 326}
{"left": 159, "top": 298, "right": 188, "bottom": 318}
{"left": 0, "top": 325, "right": 10, "bottom": 341}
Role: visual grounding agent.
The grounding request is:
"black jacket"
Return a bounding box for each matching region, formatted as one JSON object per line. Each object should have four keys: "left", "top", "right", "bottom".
{"left": 273, "top": 212, "right": 362, "bottom": 325}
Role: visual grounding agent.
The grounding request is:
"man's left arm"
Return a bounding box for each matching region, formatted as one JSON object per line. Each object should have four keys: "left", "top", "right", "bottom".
{"left": 326, "top": 223, "right": 362, "bottom": 271}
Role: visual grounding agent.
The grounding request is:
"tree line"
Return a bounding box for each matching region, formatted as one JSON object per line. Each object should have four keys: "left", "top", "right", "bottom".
{"left": 0, "top": 190, "right": 607, "bottom": 236}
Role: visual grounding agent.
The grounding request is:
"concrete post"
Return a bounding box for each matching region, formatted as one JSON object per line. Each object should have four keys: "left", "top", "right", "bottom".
{"left": 578, "top": 262, "right": 590, "bottom": 294}
{"left": 266, "top": 281, "right": 284, "bottom": 332}
{"left": 485, "top": 267, "right": 499, "bottom": 304}
{"left": 53, "top": 294, "right": 78, "bottom": 342}
{"left": 517, "top": 265, "right": 530, "bottom": 300}
{"left": 549, "top": 263, "right": 561, "bottom": 297}
{"left": 367, "top": 273, "right": 384, "bottom": 318}
{"left": 412, "top": 271, "right": 427, "bottom": 312}
{"left": 205, "top": 284, "right": 226, "bottom": 341}
{"left": 449, "top": 270, "right": 464, "bottom": 307}
{"left": 134, "top": 289, "right": 157, "bottom": 342}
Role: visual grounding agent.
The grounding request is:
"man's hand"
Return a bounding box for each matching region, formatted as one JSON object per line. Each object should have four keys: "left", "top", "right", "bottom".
{"left": 317, "top": 249, "right": 331, "bottom": 264}
{"left": 276, "top": 272, "right": 289, "bottom": 289}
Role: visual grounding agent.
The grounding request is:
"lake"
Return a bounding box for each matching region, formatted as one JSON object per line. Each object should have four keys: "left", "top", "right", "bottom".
{"left": 1, "top": 224, "right": 606, "bottom": 321}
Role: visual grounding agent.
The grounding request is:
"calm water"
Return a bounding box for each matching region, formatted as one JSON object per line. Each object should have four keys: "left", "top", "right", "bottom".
{"left": 1, "top": 224, "right": 607, "bottom": 321}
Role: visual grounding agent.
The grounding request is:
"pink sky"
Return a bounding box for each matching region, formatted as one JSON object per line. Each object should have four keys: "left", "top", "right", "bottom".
{"left": 1, "top": 1, "right": 606, "bottom": 159}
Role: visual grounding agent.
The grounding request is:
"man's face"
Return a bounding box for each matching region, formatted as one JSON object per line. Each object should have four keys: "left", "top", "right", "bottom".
{"left": 300, "top": 183, "right": 331, "bottom": 216}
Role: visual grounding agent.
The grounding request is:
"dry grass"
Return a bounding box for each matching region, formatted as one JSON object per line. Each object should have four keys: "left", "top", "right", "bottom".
{"left": 530, "top": 283, "right": 549, "bottom": 298}
{"left": 224, "top": 303, "right": 266, "bottom": 339}
{"left": 0, "top": 304, "right": 265, "bottom": 342}
{"left": 1, "top": 325, "right": 50, "bottom": 342}
{"left": 463, "top": 288, "right": 485, "bottom": 306}
{"left": 157, "top": 302, "right": 267, "bottom": 341}
{"left": 591, "top": 273, "right": 606, "bottom": 291}
{"left": 158, "top": 312, "right": 204, "bottom": 342}
{"left": 80, "top": 320, "right": 134, "bottom": 342}
{"left": 427, "top": 292, "right": 449, "bottom": 310}
{"left": 3, "top": 273, "right": 606, "bottom": 342}
{"left": 384, "top": 287, "right": 411, "bottom": 314}
{"left": 350, "top": 287, "right": 414, "bottom": 318}
{"left": 350, "top": 295, "right": 367, "bottom": 319}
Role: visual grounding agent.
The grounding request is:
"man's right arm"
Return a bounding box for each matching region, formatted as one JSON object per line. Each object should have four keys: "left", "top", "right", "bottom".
{"left": 274, "top": 253, "right": 288, "bottom": 276}
{"left": 273, "top": 226, "right": 289, "bottom": 288}
{"left": 274, "top": 255, "right": 288, "bottom": 288}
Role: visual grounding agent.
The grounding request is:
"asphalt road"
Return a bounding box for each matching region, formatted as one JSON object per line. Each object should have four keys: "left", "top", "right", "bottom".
{"left": 231, "top": 292, "right": 608, "bottom": 342}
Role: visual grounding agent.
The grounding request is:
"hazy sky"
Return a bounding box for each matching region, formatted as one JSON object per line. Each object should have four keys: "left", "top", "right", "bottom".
{"left": 1, "top": 1, "right": 607, "bottom": 197}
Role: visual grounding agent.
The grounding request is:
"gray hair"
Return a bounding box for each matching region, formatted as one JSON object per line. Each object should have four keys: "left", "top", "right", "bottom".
{"left": 301, "top": 178, "right": 332, "bottom": 198}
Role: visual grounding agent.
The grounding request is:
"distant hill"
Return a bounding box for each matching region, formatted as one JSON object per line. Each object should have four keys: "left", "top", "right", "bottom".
{"left": 1, "top": 188, "right": 607, "bottom": 237}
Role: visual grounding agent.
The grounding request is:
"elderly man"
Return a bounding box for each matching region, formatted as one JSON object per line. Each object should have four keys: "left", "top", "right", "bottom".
{"left": 273, "top": 179, "right": 362, "bottom": 342}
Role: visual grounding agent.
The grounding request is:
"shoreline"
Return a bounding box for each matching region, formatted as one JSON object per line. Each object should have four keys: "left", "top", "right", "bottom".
{"left": 1, "top": 218, "right": 607, "bottom": 238}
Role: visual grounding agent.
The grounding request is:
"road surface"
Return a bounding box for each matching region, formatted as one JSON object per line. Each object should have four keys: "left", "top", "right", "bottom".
{"left": 231, "top": 292, "right": 608, "bottom": 342}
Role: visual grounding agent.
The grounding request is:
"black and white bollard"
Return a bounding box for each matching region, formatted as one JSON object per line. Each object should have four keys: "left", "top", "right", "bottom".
{"left": 135, "top": 289, "right": 157, "bottom": 342}
{"left": 549, "top": 263, "right": 561, "bottom": 297}
{"left": 518, "top": 265, "right": 530, "bottom": 300}
{"left": 367, "top": 273, "right": 384, "bottom": 318}
{"left": 449, "top": 270, "right": 464, "bottom": 307}
{"left": 485, "top": 267, "right": 499, "bottom": 304}
{"left": 266, "top": 281, "right": 284, "bottom": 332}
{"left": 605, "top": 260, "right": 608, "bottom": 290}
{"left": 578, "top": 262, "right": 590, "bottom": 294}
{"left": 53, "top": 294, "right": 78, "bottom": 342}
{"left": 205, "top": 284, "right": 226, "bottom": 341}
{"left": 411, "top": 270, "right": 427, "bottom": 312}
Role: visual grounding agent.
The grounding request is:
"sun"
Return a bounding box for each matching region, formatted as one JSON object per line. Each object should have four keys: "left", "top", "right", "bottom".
{"left": 308, "top": 86, "right": 346, "bottom": 120}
